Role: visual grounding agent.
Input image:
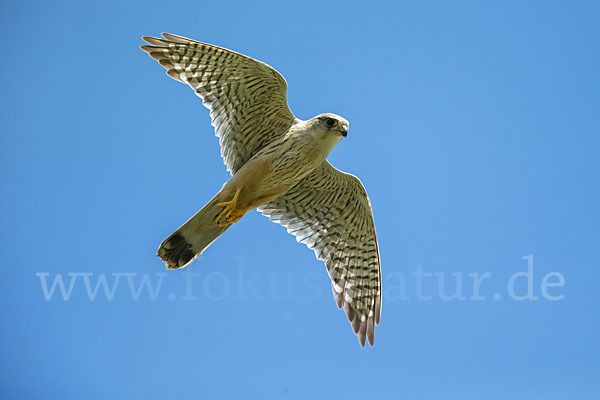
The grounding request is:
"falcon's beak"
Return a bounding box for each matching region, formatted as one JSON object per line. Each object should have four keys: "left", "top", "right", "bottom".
{"left": 338, "top": 128, "right": 348, "bottom": 137}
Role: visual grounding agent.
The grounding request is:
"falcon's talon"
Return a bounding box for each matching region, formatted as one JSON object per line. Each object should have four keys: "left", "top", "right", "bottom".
{"left": 217, "top": 208, "right": 246, "bottom": 227}
{"left": 216, "top": 187, "right": 245, "bottom": 226}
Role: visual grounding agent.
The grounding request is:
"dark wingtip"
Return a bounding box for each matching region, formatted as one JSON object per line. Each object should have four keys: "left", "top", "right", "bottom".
{"left": 160, "top": 33, "right": 194, "bottom": 44}
{"left": 343, "top": 302, "right": 377, "bottom": 348}
{"left": 358, "top": 331, "right": 366, "bottom": 347}
{"left": 367, "top": 317, "right": 375, "bottom": 346}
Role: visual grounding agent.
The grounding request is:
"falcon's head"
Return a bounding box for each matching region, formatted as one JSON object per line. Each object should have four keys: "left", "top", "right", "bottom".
{"left": 311, "top": 113, "right": 349, "bottom": 138}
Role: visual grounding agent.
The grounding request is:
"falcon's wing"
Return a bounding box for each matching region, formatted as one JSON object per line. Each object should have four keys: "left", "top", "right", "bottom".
{"left": 141, "top": 33, "right": 296, "bottom": 174}
{"left": 260, "top": 161, "right": 382, "bottom": 347}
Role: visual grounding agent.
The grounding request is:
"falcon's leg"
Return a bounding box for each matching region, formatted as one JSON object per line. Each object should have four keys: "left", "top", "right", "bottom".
{"left": 215, "top": 187, "right": 249, "bottom": 227}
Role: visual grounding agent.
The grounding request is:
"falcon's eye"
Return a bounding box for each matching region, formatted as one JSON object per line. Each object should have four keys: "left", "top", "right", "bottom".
{"left": 326, "top": 118, "right": 336, "bottom": 127}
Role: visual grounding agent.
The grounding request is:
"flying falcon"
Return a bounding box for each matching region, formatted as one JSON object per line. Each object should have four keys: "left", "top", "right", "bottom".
{"left": 141, "top": 33, "right": 382, "bottom": 347}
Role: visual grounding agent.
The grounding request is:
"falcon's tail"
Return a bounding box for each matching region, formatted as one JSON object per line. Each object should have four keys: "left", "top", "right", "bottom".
{"left": 157, "top": 194, "right": 231, "bottom": 269}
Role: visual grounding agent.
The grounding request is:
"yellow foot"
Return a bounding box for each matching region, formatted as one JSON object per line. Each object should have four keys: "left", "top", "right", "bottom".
{"left": 215, "top": 188, "right": 248, "bottom": 227}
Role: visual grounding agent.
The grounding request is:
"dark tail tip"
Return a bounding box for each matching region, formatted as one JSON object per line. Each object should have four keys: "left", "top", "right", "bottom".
{"left": 157, "top": 233, "right": 197, "bottom": 269}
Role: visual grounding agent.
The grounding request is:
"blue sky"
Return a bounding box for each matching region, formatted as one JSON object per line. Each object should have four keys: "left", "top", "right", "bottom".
{"left": 1, "top": 0, "right": 599, "bottom": 398}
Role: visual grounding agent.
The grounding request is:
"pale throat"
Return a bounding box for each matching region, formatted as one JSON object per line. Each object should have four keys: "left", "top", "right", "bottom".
{"left": 318, "top": 132, "right": 343, "bottom": 158}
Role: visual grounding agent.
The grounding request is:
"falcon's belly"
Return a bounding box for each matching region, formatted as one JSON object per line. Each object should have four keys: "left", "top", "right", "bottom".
{"left": 220, "top": 135, "right": 324, "bottom": 212}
